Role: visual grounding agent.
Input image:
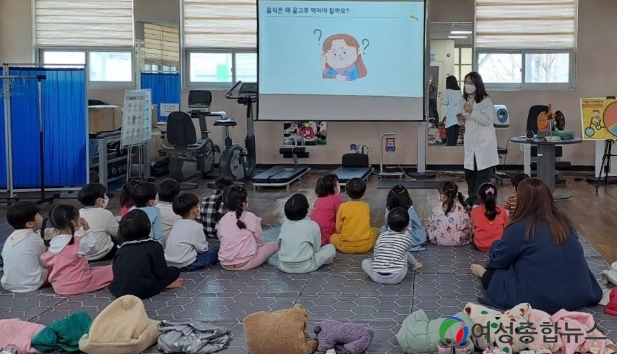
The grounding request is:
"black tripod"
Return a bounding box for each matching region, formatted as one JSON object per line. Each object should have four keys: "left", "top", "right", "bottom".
{"left": 590, "top": 139, "right": 617, "bottom": 193}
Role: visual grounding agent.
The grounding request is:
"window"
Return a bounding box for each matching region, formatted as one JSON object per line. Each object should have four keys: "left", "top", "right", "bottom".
{"left": 89, "top": 52, "right": 132, "bottom": 82}
{"left": 144, "top": 23, "right": 180, "bottom": 70}
{"left": 40, "top": 49, "right": 133, "bottom": 86}
{"left": 34, "top": 0, "right": 133, "bottom": 47}
{"left": 187, "top": 51, "right": 257, "bottom": 87}
{"left": 475, "top": 0, "right": 577, "bottom": 90}
{"left": 235, "top": 53, "right": 257, "bottom": 82}
{"left": 453, "top": 47, "right": 473, "bottom": 88}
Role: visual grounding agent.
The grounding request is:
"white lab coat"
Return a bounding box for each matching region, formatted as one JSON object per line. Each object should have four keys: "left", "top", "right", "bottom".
{"left": 460, "top": 96, "right": 499, "bottom": 171}
{"left": 441, "top": 89, "right": 464, "bottom": 128}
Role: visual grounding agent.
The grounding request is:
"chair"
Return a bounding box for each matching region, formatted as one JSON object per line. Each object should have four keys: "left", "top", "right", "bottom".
{"left": 525, "top": 105, "right": 571, "bottom": 184}
{"left": 160, "top": 111, "right": 208, "bottom": 190}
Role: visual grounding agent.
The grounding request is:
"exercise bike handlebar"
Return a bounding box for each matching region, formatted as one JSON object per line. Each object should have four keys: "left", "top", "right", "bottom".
{"left": 224, "top": 81, "right": 243, "bottom": 99}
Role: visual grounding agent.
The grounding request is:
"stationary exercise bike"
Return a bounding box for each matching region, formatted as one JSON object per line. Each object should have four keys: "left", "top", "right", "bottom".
{"left": 212, "top": 81, "right": 257, "bottom": 180}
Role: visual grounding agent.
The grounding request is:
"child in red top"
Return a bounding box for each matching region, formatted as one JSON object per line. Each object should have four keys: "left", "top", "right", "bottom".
{"left": 504, "top": 173, "right": 529, "bottom": 216}
{"left": 470, "top": 182, "right": 508, "bottom": 252}
{"left": 310, "top": 174, "right": 343, "bottom": 245}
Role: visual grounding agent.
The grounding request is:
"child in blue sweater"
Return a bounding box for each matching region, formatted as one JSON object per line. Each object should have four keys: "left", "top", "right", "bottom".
{"left": 131, "top": 182, "right": 163, "bottom": 246}
{"left": 381, "top": 185, "right": 427, "bottom": 251}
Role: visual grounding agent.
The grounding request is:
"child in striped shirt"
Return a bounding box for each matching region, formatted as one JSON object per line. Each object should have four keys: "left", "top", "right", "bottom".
{"left": 362, "top": 208, "right": 423, "bottom": 285}
{"left": 504, "top": 174, "right": 529, "bottom": 216}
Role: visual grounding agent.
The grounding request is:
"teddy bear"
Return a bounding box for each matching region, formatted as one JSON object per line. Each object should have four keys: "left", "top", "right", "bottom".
{"left": 314, "top": 320, "right": 374, "bottom": 354}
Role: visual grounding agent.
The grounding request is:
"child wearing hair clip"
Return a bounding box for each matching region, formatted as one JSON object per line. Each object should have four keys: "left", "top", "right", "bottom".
{"left": 40, "top": 205, "right": 113, "bottom": 296}
{"left": 470, "top": 182, "right": 508, "bottom": 252}
{"left": 426, "top": 181, "right": 472, "bottom": 246}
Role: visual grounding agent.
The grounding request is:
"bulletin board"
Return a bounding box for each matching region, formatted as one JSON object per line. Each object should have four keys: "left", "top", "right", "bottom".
{"left": 581, "top": 98, "right": 617, "bottom": 140}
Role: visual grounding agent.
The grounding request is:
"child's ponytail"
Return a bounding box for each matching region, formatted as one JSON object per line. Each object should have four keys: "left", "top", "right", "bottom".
{"left": 40, "top": 217, "right": 50, "bottom": 247}
{"left": 46, "top": 204, "right": 79, "bottom": 245}
{"left": 223, "top": 185, "right": 249, "bottom": 229}
{"left": 478, "top": 183, "right": 498, "bottom": 221}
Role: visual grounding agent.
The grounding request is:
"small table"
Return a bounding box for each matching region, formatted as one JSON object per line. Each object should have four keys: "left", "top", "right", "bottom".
{"left": 510, "top": 136, "right": 583, "bottom": 200}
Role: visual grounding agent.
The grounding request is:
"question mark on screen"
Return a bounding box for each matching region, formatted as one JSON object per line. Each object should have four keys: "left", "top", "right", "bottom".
{"left": 362, "top": 39, "right": 370, "bottom": 54}
{"left": 314, "top": 29, "right": 322, "bottom": 44}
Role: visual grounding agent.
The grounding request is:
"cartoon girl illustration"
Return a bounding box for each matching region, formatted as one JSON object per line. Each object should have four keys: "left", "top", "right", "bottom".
{"left": 321, "top": 34, "right": 367, "bottom": 81}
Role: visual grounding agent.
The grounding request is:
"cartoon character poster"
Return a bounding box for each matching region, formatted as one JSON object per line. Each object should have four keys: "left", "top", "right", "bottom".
{"left": 580, "top": 98, "right": 617, "bottom": 140}
{"left": 319, "top": 32, "right": 368, "bottom": 82}
{"left": 283, "top": 121, "right": 327, "bottom": 146}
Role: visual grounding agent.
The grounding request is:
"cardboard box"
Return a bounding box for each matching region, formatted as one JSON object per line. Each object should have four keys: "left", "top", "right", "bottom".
{"left": 150, "top": 129, "right": 164, "bottom": 162}
{"left": 88, "top": 105, "right": 122, "bottom": 133}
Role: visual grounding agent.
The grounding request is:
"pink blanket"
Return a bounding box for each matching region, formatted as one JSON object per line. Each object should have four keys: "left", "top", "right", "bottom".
{"left": 0, "top": 319, "right": 45, "bottom": 353}
{"left": 551, "top": 310, "right": 615, "bottom": 354}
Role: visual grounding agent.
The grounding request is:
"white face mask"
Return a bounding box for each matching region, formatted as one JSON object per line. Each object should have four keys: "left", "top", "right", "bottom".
{"left": 152, "top": 197, "right": 159, "bottom": 207}
{"left": 465, "top": 84, "right": 476, "bottom": 94}
{"left": 101, "top": 196, "right": 109, "bottom": 209}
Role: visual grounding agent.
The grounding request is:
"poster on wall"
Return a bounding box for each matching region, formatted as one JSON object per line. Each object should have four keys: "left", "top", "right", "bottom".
{"left": 581, "top": 98, "right": 617, "bottom": 140}
{"left": 283, "top": 121, "right": 327, "bottom": 146}
{"left": 121, "top": 89, "right": 152, "bottom": 147}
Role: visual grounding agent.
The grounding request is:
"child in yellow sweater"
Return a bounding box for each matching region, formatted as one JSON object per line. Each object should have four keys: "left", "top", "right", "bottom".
{"left": 330, "top": 178, "right": 379, "bottom": 253}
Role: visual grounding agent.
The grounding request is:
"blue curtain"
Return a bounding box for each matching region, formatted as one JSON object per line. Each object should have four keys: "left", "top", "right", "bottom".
{"left": 140, "top": 73, "right": 181, "bottom": 122}
{"left": 0, "top": 68, "right": 6, "bottom": 189}
{"left": 9, "top": 67, "right": 87, "bottom": 189}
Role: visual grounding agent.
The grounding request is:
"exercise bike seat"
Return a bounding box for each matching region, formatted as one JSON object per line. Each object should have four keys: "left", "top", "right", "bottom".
{"left": 214, "top": 119, "right": 237, "bottom": 127}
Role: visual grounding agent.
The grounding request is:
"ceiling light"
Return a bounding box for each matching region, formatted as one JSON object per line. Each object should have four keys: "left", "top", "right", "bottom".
{"left": 451, "top": 30, "right": 472, "bottom": 35}
{"left": 448, "top": 35, "right": 467, "bottom": 39}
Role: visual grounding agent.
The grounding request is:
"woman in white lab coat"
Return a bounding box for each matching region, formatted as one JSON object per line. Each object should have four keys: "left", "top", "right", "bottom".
{"left": 457, "top": 72, "right": 499, "bottom": 199}
{"left": 441, "top": 75, "right": 464, "bottom": 146}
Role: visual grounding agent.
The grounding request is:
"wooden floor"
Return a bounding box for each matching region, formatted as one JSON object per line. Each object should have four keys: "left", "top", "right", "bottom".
{"left": 0, "top": 170, "right": 615, "bottom": 262}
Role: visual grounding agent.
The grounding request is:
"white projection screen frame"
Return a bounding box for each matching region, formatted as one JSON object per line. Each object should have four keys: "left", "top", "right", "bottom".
{"left": 257, "top": 0, "right": 427, "bottom": 121}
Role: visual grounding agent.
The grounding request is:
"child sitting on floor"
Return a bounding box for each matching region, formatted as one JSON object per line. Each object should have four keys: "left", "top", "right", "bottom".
{"left": 363, "top": 208, "right": 422, "bottom": 284}
{"left": 426, "top": 181, "right": 472, "bottom": 246}
{"left": 131, "top": 182, "right": 164, "bottom": 246}
{"left": 77, "top": 183, "right": 118, "bottom": 261}
{"left": 217, "top": 185, "right": 278, "bottom": 270}
{"left": 197, "top": 176, "right": 234, "bottom": 238}
{"left": 471, "top": 182, "right": 508, "bottom": 252}
{"left": 110, "top": 209, "right": 182, "bottom": 299}
{"left": 165, "top": 193, "right": 219, "bottom": 271}
{"left": 1, "top": 202, "right": 48, "bottom": 293}
{"left": 278, "top": 194, "right": 336, "bottom": 274}
{"left": 309, "top": 174, "right": 343, "bottom": 245}
{"left": 504, "top": 173, "right": 529, "bottom": 216}
{"left": 119, "top": 177, "right": 146, "bottom": 217}
{"left": 40, "top": 205, "right": 113, "bottom": 296}
{"left": 330, "top": 178, "right": 379, "bottom": 254}
{"left": 381, "top": 185, "right": 427, "bottom": 251}
{"left": 157, "top": 179, "right": 182, "bottom": 244}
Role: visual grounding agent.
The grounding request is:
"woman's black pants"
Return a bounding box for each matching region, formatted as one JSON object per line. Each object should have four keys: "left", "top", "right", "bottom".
{"left": 446, "top": 125, "right": 460, "bottom": 146}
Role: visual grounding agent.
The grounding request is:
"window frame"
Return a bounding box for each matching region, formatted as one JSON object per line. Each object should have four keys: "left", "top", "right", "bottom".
{"left": 476, "top": 49, "right": 576, "bottom": 91}
{"left": 185, "top": 49, "right": 257, "bottom": 89}
{"left": 37, "top": 47, "right": 135, "bottom": 89}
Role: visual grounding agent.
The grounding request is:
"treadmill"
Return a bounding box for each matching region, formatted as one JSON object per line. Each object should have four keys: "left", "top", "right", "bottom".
{"left": 332, "top": 153, "right": 373, "bottom": 187}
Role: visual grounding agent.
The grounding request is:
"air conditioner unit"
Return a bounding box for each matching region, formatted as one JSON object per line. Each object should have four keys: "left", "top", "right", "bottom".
{"left": 494, "top": 104, "right": 509, "bottom": 128}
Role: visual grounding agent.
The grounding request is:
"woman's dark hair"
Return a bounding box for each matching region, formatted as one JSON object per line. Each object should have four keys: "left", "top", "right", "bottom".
{"left": 119, "top": 177, "right": 146, "bottom": 208}
{"left": 508, "top": 178, "right": 573, "bottom": 245}
{"left": 285, "top": 194, "right": 309, "bottom": 221}
{"left": 212, "top": 177, "right": 235, "bottom": 223}
{"left": 41, "top": 204, "right": 80, "bottom": 246}
{"left": 315, "top": 173, "right": 339, "bottom": 197}
{"left": 223, "top": 185, "right": 249, "bottom": 229}
{"left": 386, "top": 185, "right": 413, "bottom": 211}
{"left": 463, "top": 71, "right": 489, "bottom": 104}
{"left": 477, "top": 182, "right": 499, "bottom": 221}
{"left": 439, "top": 181, "right": 466, "bottom": 216}
{"left": 445, "top": 75, "right": 460, "bottom": 91}
{"left": 118, "top": 209, "right": 152, "bottom": 244}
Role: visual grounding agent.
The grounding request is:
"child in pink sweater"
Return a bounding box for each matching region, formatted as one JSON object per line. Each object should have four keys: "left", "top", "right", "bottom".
{"left": 217, "top": 186, "right": 278, "bottom": 270}
{"left": 40, "top": 204, "right": 113, "bottom": 296}
{"left": 310, "top": 174, "right": 343, "bottom": 245}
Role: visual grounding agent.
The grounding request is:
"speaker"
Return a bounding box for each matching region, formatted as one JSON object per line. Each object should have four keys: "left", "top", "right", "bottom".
{"left": 493, "top": 104, "right": 510, "bottom": 128}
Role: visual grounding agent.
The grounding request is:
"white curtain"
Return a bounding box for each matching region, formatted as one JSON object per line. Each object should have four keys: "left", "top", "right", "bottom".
{"left": 183, "top": 0, "right": 257, "bottom": 48}
{"left": 34, "top": 0, "right": 134, "bottom": 47}
{"left": 475, "top": 0, "right": 577, "bottom": 50}
{"left": 144, "top": 24, "right": 180, "bottom": 66}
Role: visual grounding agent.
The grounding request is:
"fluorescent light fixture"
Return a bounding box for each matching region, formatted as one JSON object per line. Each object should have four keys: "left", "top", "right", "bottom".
{"left": 448, "top": 35, "right": 467, "bottom": 39}
{"left": 451, "top": 30, "right": 472, "bottom": 35}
